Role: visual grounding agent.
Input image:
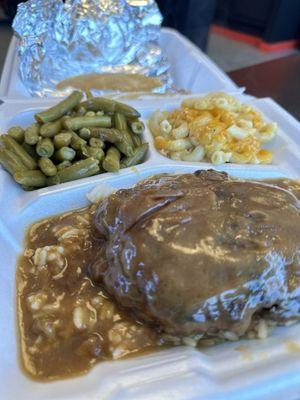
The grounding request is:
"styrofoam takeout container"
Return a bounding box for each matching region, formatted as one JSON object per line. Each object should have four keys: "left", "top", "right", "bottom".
{"left": 0, "top": 27, "right": 238, "bottom": 98}
{"left": 1, "top": 94, "right": 300, "bottom": 400}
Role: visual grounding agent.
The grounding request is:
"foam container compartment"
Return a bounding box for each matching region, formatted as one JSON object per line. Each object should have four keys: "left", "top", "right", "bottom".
{"left": 1, "top": 94, "right": 300, "bottom": 400}
{"left": 0, "top": 28, "right": 237, "bottom": 98}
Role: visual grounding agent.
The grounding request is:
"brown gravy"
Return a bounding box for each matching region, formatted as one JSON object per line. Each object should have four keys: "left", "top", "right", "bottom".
{"left": 16, "top": 177, "right": 300, "bottom": 381}
{"left": 17, "top": 206, "right": 164, "bottom": 381}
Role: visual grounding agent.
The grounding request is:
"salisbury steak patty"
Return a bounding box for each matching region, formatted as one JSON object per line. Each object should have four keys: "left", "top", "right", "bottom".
{"left": 90, "top": 170, "right": 300, "bottom": 337}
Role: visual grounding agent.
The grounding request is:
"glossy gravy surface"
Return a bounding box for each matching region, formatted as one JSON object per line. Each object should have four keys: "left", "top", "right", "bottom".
{"left": 17, "top": 206, "right": 163, "bottom": 381}
{"left": 16, "top": 177, "right": 300, "bottom": 380}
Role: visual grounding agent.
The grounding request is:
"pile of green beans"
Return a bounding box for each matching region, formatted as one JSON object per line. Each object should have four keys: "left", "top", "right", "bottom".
{"left": 0, "top": 91, "right": 148, "bottom": 190}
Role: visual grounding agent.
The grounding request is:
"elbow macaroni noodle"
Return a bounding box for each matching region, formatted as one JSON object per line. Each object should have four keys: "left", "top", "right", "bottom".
{"left": 149, "top": 92, "right": 277, "bottom": 165}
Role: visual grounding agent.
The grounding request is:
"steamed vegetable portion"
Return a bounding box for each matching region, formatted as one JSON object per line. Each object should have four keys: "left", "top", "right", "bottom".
{"left": 0, "top": 91, "right": 148, "bottom": 190}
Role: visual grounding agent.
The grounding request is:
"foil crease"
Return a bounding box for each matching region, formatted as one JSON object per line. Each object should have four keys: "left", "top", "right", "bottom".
{"left": 13, "top": 0, "right": 173, "bottom": 97}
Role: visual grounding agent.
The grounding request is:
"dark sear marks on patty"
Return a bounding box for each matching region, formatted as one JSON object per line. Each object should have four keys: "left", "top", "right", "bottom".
{"left": 17, "top": 170, "right": 300, "bottom": 380}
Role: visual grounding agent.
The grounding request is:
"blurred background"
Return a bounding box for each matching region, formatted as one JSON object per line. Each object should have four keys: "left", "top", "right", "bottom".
{"left": 0, "top": 0, "right": 299, "bottom": 73}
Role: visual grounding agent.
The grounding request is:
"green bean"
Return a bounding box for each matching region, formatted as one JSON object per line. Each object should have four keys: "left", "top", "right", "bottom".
{"left": 89, "top": 137, "right": 104, "bottom": 148}
{"left": 131, "top": 120, "right": 145, "bottom": 135}
{"left": 38, "top": 157, "right": 57, "bottom": 177}
{"left": 1, "top": 135, "right": 37, "bottom": 169}
{"left": 57, "top": 160, "right": 72, "bottom": 171}
{"left": 90, "top": 147, "right": 105, "bottom": 161}
{"left": 114, "top": 112, "right": 128, "bottom": 131}
{"left": 115, "top": 129, "right": 134, "bottom": 156}
{"left": 78, "top": 128, "right": 91, "bottom": 140}
{"left": 70, "top": 132, "right": 87, "bottom": 150}
{"left": 35, "top": 91, "right": 83, "bottom": 123}
{"left": 123, "top": 130, "right": 135, "bottom": 149}
{"left": 0, "top": 150, "right": 19, "bottom": 175}
{"left": 79, "top": 97, "right": 140, "bottom": 118}
{"left": 85, "top": 89, "right": 93, "bottom": 99}
{"left": 79, "top": 145, "right": 89, "bottom": 159}
{"left": 22, "top": 143, "right": 38, "bottom": 159}
{"left": 62, "top": 115, "right": 71, "bottom": 124}
{"left": 40, "top": 119, "right": 63, "bottom": 138}
{"left": 130, "top": 132, "right": 142, "bottom": 147}
{"left": 53, "top": 132, "right": 72, "bottom": 149}
{"left": 14, "top": 170, "right": 47, "bottom": 188}
{"left": 102, "top": 147, "right": 120, "bottom": 172}
{"left": 121, "top": 143, "right": 148, "bottom": 168}
{"left": 36, "top": 138, "right": 55, "bottom": 158}
{"left": 2, "top": 148, "right": 27, "bottom": 171}
{"left": 114, "top": 113, "right": 134, "bottom": 147}
{"left": 54, "top": 146, "right": 76, "bottom": 162}
{"left": 81, "top": 146, "right": 104, "bottom": 161}
{"left": 85, "top": 111, "right": 95, "bottom": 117}
{"left": 115, "top": 140, "right": 134, "bottom": 157}
{"left": 58, "top": 158, "right": 100, "bottom": 183}
{"left": 63, "top": 115, "right": 112, "bottom": 131}
{"left": 7, "top": 126, "right": 24, "bottom": 143}
{"left": 22, "top": 185, "right": 35, "bottom": 191}
{"left": 47, "top": 175, "right": 60, "bottom": 186}
{"left": 76, "top": 106, "right": 86, "bottom": 116}
{"left": 24, "top": 123, "right": 40, "bottom": 145}
{"left": 89, "top": 127, "right": 123, "bottom": 143}
{"left": 69, "top": 110, "right": 77, "bottom": 117}
{"left": 114, "top": 113, "right": 134, "bottom": 156}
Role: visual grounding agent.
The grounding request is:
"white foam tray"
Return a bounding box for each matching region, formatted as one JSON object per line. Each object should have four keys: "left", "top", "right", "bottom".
{"left": 1, "top": 94, "right": 300, "bottom": 400}
{"left": 0, "top": 27, "right": 237, "bottom": 98}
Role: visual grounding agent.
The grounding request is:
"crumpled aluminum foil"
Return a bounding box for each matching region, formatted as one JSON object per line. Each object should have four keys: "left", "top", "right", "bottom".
{"left": 12, "top": 0, "right": 173, "bottom": 97}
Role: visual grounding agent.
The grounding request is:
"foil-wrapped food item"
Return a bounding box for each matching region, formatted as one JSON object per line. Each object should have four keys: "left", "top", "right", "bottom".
{"left": 13, "top": 0, "right": 173, "bottom": 97}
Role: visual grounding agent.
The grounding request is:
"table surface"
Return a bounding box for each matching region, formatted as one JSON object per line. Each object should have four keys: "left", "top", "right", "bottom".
{"left": 229, "top": 53, "right": 300, "bottom": 121}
